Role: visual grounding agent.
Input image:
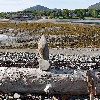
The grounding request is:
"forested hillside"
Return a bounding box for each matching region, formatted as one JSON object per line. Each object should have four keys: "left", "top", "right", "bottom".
{"left": 88, "top": 2, "right": 100, "bottom": 10}
{"left": 25, "top": 5, "right": 49, "bottom": 11}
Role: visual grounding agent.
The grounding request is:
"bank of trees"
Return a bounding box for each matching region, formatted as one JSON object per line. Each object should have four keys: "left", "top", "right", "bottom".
{"left": 0, "top": 9, "right": 100, "bottom": 19}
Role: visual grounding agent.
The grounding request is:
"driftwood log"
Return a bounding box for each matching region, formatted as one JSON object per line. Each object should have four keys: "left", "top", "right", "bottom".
{"left": 0, "top": 67, "right": 100, "bottom": 95}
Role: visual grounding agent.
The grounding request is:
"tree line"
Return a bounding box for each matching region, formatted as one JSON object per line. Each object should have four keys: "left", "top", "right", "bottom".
{"left": 0, "top": 9, "right": 100, "bottom": 19}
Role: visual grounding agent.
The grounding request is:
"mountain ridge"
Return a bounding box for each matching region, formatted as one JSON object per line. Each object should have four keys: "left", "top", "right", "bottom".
{"left": 25, "top": 5, "right": 50, "bottom": 10}
{"left": 88, "top": 2, "right": 100, "bottom": 10}
{"left": 25, "top": 3, "right": 100, "bottom": 11}
{"left": 25, "top": 5, "right": 60, "bottom": 11}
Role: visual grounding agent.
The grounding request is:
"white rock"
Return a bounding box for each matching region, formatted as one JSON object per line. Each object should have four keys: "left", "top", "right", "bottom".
{"left": 39, "top": 59, "right": 50, "bottom": 70}
{"left": 44, "top": 84, "right": 52, "bottom": 93}
{"left": 14, "top": 93, "right": 20, "bottom": 99}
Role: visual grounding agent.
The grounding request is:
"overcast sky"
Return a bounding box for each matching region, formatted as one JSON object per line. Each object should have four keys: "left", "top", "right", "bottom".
{"left": 0, "top": 0, "right": 100, "bottom": 12}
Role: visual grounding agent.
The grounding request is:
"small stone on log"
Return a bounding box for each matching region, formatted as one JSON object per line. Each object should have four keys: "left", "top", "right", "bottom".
{"left": 39, "top": 59, "right": 50, "bottom": 70}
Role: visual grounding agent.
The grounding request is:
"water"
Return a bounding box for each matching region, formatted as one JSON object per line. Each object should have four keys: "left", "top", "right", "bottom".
{"left": 72, "top": 19, "right": 100, "bottom": 25}
{"left": 0, "top": 34, "right": 15, "bottom": 40}
{"left": 0, "top": 34, "right": 9, "bottom": 39}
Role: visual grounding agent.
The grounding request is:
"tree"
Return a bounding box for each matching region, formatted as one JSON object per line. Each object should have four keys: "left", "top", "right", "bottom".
{"left": 92, "top": 9, "right": 98, "bottom": 18}
{"left": 49, "top": 11, "right": 56, "bottom": 18}
{"left": 77, "top": 10, "right": 84, "bottom": 19}
{"left": 62, "top": 9, "right": 69, "bottom": 18}
{"left": 80, "top": 9, "right": 86, "bottom": 17}
{"left": 0, "top": 12, "right": 6, "bottom": 18}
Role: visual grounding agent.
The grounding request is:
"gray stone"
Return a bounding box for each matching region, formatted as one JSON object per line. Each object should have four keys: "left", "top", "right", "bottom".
{"left": 38, "top": 35, "right": 49, "bottom": 60}
{"left": 39, "top": 59, "right": 50, "bottom": 70}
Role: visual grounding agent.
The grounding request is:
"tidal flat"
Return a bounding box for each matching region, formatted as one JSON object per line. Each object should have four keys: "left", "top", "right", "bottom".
{"left": 0, "top": 21, "right": 99, "bottom": 49}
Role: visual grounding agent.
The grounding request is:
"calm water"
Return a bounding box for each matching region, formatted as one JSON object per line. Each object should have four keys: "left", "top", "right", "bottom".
{"left": 72, "top": 19, "right": 100, "bottom": 25}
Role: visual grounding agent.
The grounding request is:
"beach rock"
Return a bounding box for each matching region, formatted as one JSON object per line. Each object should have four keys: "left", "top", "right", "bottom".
{"left": 38, "top": 35, "right": 49, "bottom": 60}
{"left": 14, "top": 93, "right": 20, "bottom": 99}
{"left": 39, "top": 59, "right": 50, "bottom": 70}
{"left": 8, "top": 96, "right": 13, "bottom": 99}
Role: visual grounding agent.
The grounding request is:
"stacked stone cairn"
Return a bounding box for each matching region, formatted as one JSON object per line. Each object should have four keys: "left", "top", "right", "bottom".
{"left": 38, "top": 34, "right": 50, "bottom": 71}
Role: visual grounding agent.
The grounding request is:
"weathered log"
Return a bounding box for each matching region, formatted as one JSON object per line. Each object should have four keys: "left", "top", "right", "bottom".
{"left": 0, "top": 67, "right": 99, "bottom": 95}
{"left": 0, "top": 67, "right": 100, "bottom": 94}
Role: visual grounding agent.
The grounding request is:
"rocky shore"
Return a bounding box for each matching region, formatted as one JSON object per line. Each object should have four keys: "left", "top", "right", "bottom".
{"left": 0, "top": 48, "right": 98, "bottom": 99}
{"left": 0, "top": 48, "right": 99, "bottom": 70}
{"left": 0, "top": 22, "right": 99, "bottom": 99}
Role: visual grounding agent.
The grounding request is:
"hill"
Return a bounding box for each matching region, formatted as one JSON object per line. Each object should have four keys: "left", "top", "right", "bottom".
{"left": 88, "top": 2, "right": 100, "bottom": 10}
{"left": 26, "top": 5, "right": 49, "bottom": 11}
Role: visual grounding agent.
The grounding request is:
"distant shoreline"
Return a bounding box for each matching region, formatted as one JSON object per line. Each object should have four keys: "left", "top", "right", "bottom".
{"left": 0, "top": 18, "right": 100, "bottom": 25}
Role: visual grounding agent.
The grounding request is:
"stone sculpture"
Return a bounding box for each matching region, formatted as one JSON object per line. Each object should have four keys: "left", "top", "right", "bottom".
{"left": 38, "top": 34, "right": 49, "bottom": 60}
{"left": 38, "top": 34, "right": 50, "bottom": 70}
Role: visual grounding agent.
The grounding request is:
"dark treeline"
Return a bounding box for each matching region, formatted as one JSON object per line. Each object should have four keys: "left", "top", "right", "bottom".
{"left": 0, "top": 9, "right": 100, "bottom": 19}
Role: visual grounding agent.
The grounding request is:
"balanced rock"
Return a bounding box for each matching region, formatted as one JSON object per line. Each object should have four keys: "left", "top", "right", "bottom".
{"left": 38, "top": 35, "right": 49, "bottom": 60}
{"left": 39, "top": 59, "right": 50, "bottom": 70}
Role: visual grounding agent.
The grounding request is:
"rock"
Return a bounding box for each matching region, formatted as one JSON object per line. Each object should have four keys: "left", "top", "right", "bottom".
{"left": 8, "top": 96, "right": 13, "bottom": 99}
{"left": 44, "top": 84, "right": 52, "bottom": 93}
{"left": 14, "top": 93, "right": 20, "bottom": 99}
{"left": 38, "top": 35, "right": 49, "bottom": 60}
{"left": 4, "top": 94, "right": 8, "bottom": 100}
{"left": 26, "top": 94, "right": 33, "bottom": 99}
{"left": 39, "top": 59, "right": 50, "bottom": 70}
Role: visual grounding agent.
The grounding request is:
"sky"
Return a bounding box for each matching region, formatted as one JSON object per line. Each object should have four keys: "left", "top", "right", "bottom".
{"left": 0, "top": 0, "right": 100, "bottom": 12}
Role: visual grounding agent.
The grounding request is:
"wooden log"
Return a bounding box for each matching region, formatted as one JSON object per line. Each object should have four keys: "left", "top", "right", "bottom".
{"left": 0, "top": 67, "right": 99, "bottom": 95}
{"left": 86, "top": 70, "right": 95, "bottom": 100}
